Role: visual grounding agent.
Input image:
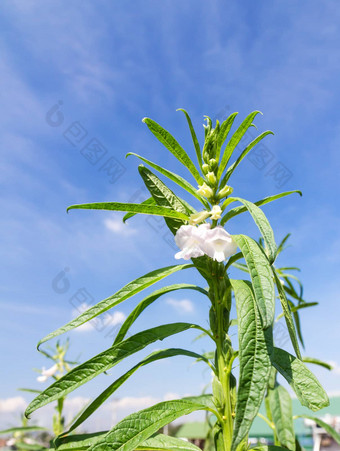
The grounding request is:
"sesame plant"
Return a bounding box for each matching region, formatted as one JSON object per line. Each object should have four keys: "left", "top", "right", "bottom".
{"left": 26, "top": 111, "right": 330, "bottom": 451}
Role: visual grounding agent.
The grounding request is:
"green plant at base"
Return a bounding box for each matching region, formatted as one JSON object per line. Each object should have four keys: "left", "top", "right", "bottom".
{"left": 25, "top": 110, "right": 329, "bottom": 451}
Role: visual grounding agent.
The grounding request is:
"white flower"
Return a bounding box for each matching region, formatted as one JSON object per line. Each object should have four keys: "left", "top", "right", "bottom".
{"left": 197, "top": 182, "right": 214, "bottom": 198}
{"left": 174, "top": 224, "right": 209, "bottom": 260}
{"left": 210, "top": 205, "right": 222, "bottom": 220}
{"left": 202, "top": 226, "right": 237, "bottom": 262}
{"left": 37, "top": 364, "right": 58, "bottom": 383}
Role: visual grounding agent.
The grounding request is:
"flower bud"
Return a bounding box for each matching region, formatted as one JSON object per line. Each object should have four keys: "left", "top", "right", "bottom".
{"left": 189, "top": 210, "right": 211, "bottom": 225}
{"left": 202, "top": 163, "right": 210, "bottom": 175}
{"left": 209, "top": 158, "right": 218, "bottom": 171}
{"left": 206, "top": 171, "right": 217, "bottom": 185}
{"left": 217, "top": 184, "right": 234, "bottom": 199}
{"left": 197, "top": 182, "right": 214, "bottom": 198}
{"left": 210, "top": 205, "right": 222, "bottom": 220}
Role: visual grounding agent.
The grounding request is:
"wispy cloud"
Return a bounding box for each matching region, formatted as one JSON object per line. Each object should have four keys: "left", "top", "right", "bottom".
{"left": 71, "top": 302, "right": 126, "bottom": 333}
{"left": 104, "top": 218, "right": 137, "bottom": 236}
{"left": 166, "top": 298, "right": 194, "bottom": 314}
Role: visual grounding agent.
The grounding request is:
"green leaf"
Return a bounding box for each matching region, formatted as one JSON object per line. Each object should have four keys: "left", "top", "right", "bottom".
{"left": 228, "top": 197, "right": 277, "bottom": 263}
{"left": 273, "top": 270, "right": 302, "bottom": 359}
{"left": 138, "top": 165, "right": 190, "bottom": 233}
{"left": 114, "top": 284, "right": 208, "bottom": 344}
{"left": 217, "top": 111, "right": 262, "bottom": 179}
{"left": 0, "top": 426, "right": 47, "bottom": 434}
{"left": 67, "top": 202, "right": 189, "bottom": 220}
{"left": 66, "top": 348, "right": 211, "bottom": 434}
{"left": 231, "top": 279, "right": 273, "bottom": 451}
{"left": 142, "top": 117, "right": 202, "bottom": 183}
{"left": 294, "top": 416, "right": 340, "bottom": 445}
{"left": 215, "top": 113, "right": 238, "bottom": 162}
{"left": 38, "top": 264, "right": 192, "bottom": 347}
{"left": 55, "top": 432, "right": 108, "bottom": 450}
{"left": 27, "top": 322, "right": 201, "bottom": 416}
{"left": 138, "top": 433, "right": 202, "bottom": 451}
{"left": 127, "top": 153, "right": 209, "bottom": 208}
{"left": 268, "top": 384, "right": 295, "bottom": 451}
{"left": 221, "top": 191, "right": 302, "bottom": 225}
{"left": 302, "top": 357, "right": 333, "bottom": 370}
{"left": 272, "top": 347, "right": 329, "bottom": 411}
{"left": 233, "top": 235, "right": 275, "bottom": 328}
{"left": 177, "top": 108, "right": 203, "bottom": 170}
{"left": 89, "top": 396, "right": 215, "bottom": 451}
{"left": 123, "top": 197, "right": 156, "bottom": 223}
{"left": 276, "top": 233, "right": 292, "bottom": 256}
{"left": 221, "top": 130, "right": 274, "bottom": 186}
{"left": 251, "top": 446, "right": 294, "bottom": 451}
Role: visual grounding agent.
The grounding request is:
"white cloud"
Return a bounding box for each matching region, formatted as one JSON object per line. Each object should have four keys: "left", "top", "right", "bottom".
{"left": 104, "top": 218, "right": 136, "bottom": 236}
{"left": 72, "top": 303, "right": 126, "bottom": 332}
{"left": 0, "top": 397, "right": 27, "bottom": 413}
{"left": 166, "top": 298, "right": 194, "bottom": 314}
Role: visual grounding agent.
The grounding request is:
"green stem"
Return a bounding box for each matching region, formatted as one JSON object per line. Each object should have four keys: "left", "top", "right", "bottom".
{"left": 209, "top": 261, "right": 234, "bottom": 451}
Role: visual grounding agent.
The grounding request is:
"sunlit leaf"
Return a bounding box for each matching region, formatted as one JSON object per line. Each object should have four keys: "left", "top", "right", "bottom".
{"left": 272, "top": 347, "right": 329, "bottom": 411}
{"left": 38, "top": 264, "right": 192, "bottom": 347}
{"left": 268, "top": 384, "right": 295, "bottom": 450}
{"left": 231, "top": 279, "right": 273, "bottom": 451}
{"left": 233, "top": 235, "right": 275, "bottom": 328}
{"left": 143, "top": 117, "right": 202, "bottom": 183}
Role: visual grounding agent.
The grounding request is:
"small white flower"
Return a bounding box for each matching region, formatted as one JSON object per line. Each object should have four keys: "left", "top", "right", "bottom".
{"left": 210, "top": 205, "right": 222, "bottom": 220}
{"left": 197, "top": 182, "right": 214, "bottom": 198}
{"left": 174, "top": 224, "right": 209, "bottom": 260}
{"left": 37, "top": 364, "right": 58, "bottom": 383}
{"left": 203, "top": 226, "right": 237, "bottom": 262}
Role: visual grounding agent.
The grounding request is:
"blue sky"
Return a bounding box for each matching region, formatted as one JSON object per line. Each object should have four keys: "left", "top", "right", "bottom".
{"left": 1, "top": 0, "right": 340, "bottom": 431}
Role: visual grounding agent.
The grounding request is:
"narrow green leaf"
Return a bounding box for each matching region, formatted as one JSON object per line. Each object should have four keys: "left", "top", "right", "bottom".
{"left": 293, "top": 310, "right": 305, "bottom": 349}
{"left": 38, "top": 264, "right": 192, "bottom": 347}
{"left": 123, "top": 197, "right": 155, "bottom": 223}
{"left": 252, "top": 446, "right": 294, "bottom": 451}
{"left": 221, "top": 130, "right": 274, "bottom": 186}
{"left": 143, "top": 117, "right": 202, "bottom": 183}
{"left": 233, "top": 235, "right": 275, "bottom": 328}
{"left": 66, "top": 348, "right": 211, "bottom": 434}
{"left": 67, "top": 202, "right": 189, "bottom": 220}
{"left": 177, "top": 108, "right": 203, "bottom": 170}
{"left": 127, "top": 153, "right": 209, "bottom": 208}
{"left": 26, "top": 323, "right": 202, "bottom": 416}
{"left": 221, "top": 191, "right": 302, "bottom": 225}
{"left": 272, "top": 347, "right": 329, "bottom": 411}
{"left": 268, "top": 384, "right": 295, "bottom": 451}
{"left": 89, "top": 396, "right": 215, "bottom": 451}
{"left": 138, "top": 433, "right": 202, "bottom": 451}
{"left": 0, "top": 426, "right": 47, "bottom": 434}
{"left": 294, "top": 416, "right": 340, "bottom": 445}
{"left": 276, "top": 233, "right": 292, "bottom": 256}
{"left": 114, "top": 284, "right": 208, "bottom": 344}
{"left": 55, "top": 432, "right": 108, "bottom": 450}
{"left": 273, "top": 270, "right": 302, "bottom": 359}
{"left": 231, "top": 280, "right": 273, "bottom": 451}
{"left": 216, "top": 113, "right": 238, "bottom": 162}
{"left": 138, "top": 165, "right": 190, "bottom": 234}
{"left": 217, "top": 111, "right": 262, "bottom": 179}
{"left": 229, "top": 197, "right": 277, "bottom": 263}
{"left": 302, "top": 357, "right": 333, "bottom": 370}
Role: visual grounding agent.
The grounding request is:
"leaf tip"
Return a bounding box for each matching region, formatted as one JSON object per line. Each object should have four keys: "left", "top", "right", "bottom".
{"left": 142, "top": 117, "right": 149, "bottom": 124}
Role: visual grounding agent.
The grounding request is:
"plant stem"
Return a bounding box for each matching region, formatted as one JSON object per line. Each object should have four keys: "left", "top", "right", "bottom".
{"left": 209, "top": 261, "right": 234, "bottom": 451}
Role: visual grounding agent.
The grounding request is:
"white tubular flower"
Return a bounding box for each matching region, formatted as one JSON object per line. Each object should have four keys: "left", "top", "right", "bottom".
{"left": 197, "top": 182, "right": 214, "bottom": 198}
{"left": 210, "top": 205, "right": 222, "bottom": 220}
{"left": 174, "top": 224, "right": 210, "bottom": 260}
{"left": 202, "top": 226, "right": 237, "bottom": 262}
{"left": 189, "top": 210, "right": 211, "bottom": 225}
{"left": 37, "top": 364, "right": 58, "bottom": 383}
